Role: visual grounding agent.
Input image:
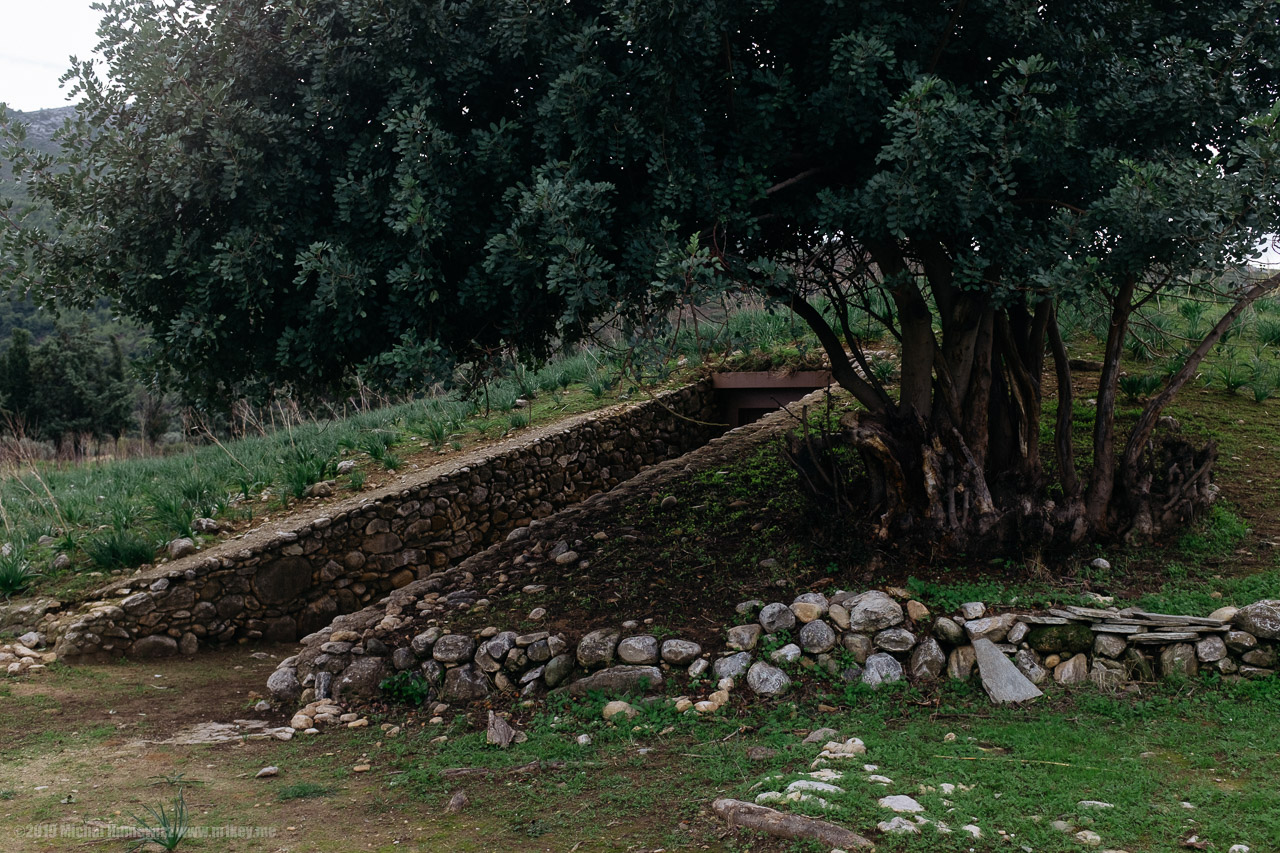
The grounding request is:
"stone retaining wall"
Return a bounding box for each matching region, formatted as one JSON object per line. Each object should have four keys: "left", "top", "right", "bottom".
{"left": 27, "top": 382, "right": 720, "bottom": 661}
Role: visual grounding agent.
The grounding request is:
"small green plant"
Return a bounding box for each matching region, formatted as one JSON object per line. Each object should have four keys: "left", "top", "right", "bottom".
{"left": 380, "top": 671, "right": 432, "bottom": 706}
{"left": 127, "top": 790, "right": 189, "bottom": 852}
{"left": 422, "top": 418, "right": 448, "bottom": 448}
{"left": 346, "top": 468, "right": 366, "bottom": 491}
{"left": 277, "top": 782, "right": 330, "bottom": 801}
{"left": 380, "top": 451, "right": 403, "bottom": 472}
{"left": 1119, "top": 372, "right": 1163, "bottom": 402}
{"left": 509, "top": 411, "right": 530, "bottom": 429}
{"left": 0, "top": 545, "right": 39, "bottom": 597}
{"left": 148, "top": 492, "right": 195, "bottom": 538}
{"left": 83, "top": 529, "right": 154, "bottom": 571}
{"left": 1209, "top": 359, "right": 1249, "bottom": 394}
{"left": 280, "top": 445, "right": 335, "bottom": 500}
{"left": 0, "top": 789, "right": 14, "bottom": 800}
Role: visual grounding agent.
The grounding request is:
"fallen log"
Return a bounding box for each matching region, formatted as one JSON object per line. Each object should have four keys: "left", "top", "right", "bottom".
{"left": 711, "top": 798, "right": 874, "bottom": 849}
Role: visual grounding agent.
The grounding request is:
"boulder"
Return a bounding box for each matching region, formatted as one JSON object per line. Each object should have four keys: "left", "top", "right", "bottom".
{"left": 713, "top": 652, "right": 753, "bottom": 680}
{"left": 758, "top": 602, "right": 796, "bottom": 633}
{"left": 798, "top": 620, "right": 837, "bottom": 654}
{"left": 845, "top": 591, "right": 904, "bottom": 632}
{"left": 861, "top": 653, "right": 903, "bottom": 688}
{"left": 576, "top": 628, "right": 621, "bottom": 669}
{"left": 441, "top": 663, "right": 490, "bottom": 702}
{"left": 746, "top": 662, "right": 791, "bottom": 696}
{"left": 131, "top": 634, "right": 178, "bottom": 659}
{"left": 267, "top": 667, "right": 302, "bottom": 703}
{"left": 874, "top": 627, "right": 916, "bottom": 652}
{"left": 660, "top": 639, "right": 702, "bottom": 665}
{"left": 909, "top": 637, "right": 946, "bottom": 681}
{"left": 1234, "top": 600, "right": 1280, "bottom": 639}
{"left": 335, "top": 657, "right": 390, "bottom": 702}
{"left": 562, "top": 665, "right": 663, "bottom": 697}
{"left": 618, "top": 635, "right": 660, "bottom": 664}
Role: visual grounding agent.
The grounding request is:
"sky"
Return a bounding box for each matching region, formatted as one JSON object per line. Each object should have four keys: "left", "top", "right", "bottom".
{"left": 0, "top": 0, "right": 102, "bottom": 112}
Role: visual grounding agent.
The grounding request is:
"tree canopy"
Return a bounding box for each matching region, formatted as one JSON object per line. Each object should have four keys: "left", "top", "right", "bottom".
{"left": 2, "top": 0, "right": 1279, "bottom": 549}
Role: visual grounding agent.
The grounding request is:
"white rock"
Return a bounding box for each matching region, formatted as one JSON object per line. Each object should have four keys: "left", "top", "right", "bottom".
{"left": 576, "top": 734, "right": 592, "bottom": 746}
{"left": 786, "top": 779, "right": 844, "bottom": 795}
{"left": 255, "top": 766, "right": 279, "bottom": 778}
{"left": 602, "top": 700, "right": 636, "bottom": 721}
{"left": 1076, "top": 829, "right": 1102, "bottom": 846}
{"left": 866, "top": 775, "right": 894, "bottom": 785}
{"left": 1227, "top": 845, "right": 1250, "bottom": 853}
{"left": 1078, "top": 800, "right": 1114, "bottom": 809}
{"left": 809, "top": 769, "right": 844, "bottom": 782}
{"left": 877, "top": 817, "right": 920, "bottom": 834}
{"left": 939, "top": 783, "right": 956, "bottom": 795}
{"left": 878, "top": 795, "right": 924, "bottom": 813}
{"left": 962, "top": 824, "right": 981, "bottom": 838}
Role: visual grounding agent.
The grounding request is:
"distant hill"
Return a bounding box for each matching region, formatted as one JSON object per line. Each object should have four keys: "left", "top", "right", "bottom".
{"left": 1, "top": 105, "right": 74, "bottom": 223}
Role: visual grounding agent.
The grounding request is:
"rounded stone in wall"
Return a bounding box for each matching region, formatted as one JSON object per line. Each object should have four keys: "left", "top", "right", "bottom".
{"left": 253, "top": 557, "right": 314, "bottom": 606}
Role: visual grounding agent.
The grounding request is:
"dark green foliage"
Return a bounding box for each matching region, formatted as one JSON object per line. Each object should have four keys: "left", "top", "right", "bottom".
{"left": 2, "top": 0, "right": 1278, "bottom": 548}
{"left": 83, "top": 528, "right": 154, "bottom": 571}
{"left": 380, "top": 671, "right": 432, "bottom": 706}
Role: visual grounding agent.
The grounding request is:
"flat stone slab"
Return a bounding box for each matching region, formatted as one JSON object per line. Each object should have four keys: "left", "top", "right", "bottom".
{"left": 972, "top": 637, "right": 1043, "bottom": 704}
{"left": 1118, "top": 609, "right": 1228, "bottom": 627}
{"left": 1019, "top": 615, "right": 1071, "bottom": 625}
{"left": 1091, "top": 624, "right": 1146, "bottom": 634}
{"left": 1062, "top": 606, "right": 1121, "bottom": 619}
{"left": 1128, "top": 632, "right": 1201, "bottom": 643}
{"left": 1048, "top": 609, "right": 1091, "bottom": 621}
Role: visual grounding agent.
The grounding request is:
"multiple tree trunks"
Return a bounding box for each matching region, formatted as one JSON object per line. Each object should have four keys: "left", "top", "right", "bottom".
{"left": 782, "top": 267, "right": 1280, "bottom": 553}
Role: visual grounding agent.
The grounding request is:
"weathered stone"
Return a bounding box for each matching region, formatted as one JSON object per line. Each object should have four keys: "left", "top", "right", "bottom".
{"left": 267, "top": 667, "right": 301, "bottom": 703}
{"left": 441, "top": 663, "right": 489, "bottom": 702}
{"left": 1226, "top": 630, "right": 1258, "bottom": 653}
{"left": 909, "top": 637, "right": 946, "bottom": 681}
{"left": 874, "top": 627, "right": 916, "bottom": 652}
{"left": 713, "top": 652, "right": 753, "bottom": 680}
{"left": 1028, "top": 622, "right": 1095, "bottom": 654}
{"left": 1093, "top": 633, "right": 1128, "bottom": 658}
{"left": 391, "top": 647, "right": 417, "bottom": 671}
{"left": 905, "top": 600, "right": 930, "bottom": 622}
{"left": 746, "top": 662, "right": 791, "bottom": 696}
{"left": 841, "top": 632, "right": 873, "bottom": 663}
{"left": 483, "top": 631, "right": 518, "bottom": 663}
{"left": 563, "top": 665, "right": 663, "bottom": 697}
{"left": 1090, "top": 658, "right": 1126, "bottom": 691}
{"left": 411, "top": 628, "right": 441, "bottom": 657}
{"left": 933, "top": 616, "right": 965, "bottom": 645}
{"left": 1006, "top": 621, "right": 1030, "bottom": 645}
{"left": 1160, "top": 643, "right": 1199, "bottom": 679}
{"left": 617, "top": 635, "right": 660, "bottom": 664}
{"left": 1242, "top": 646, "right": 1277, "bottom": 667}
{"left": 131, "top": 634, "right": 178, "bottom": 658}
{"left": 576, "top": 628, "right": 621, "bottom": 669}
{"left": 959, "top": 602, "right": 986, "bottom": 620}
{"left": 1054, "top": 653, "right": 1089, "bottom": 685}
{"left": 947, "top": 645, "right": 976, "bottom": 680}
{"left": 433, "top": 634, "right": 477, "bottom": 664}
{"left": 335, "top": 657, "right": 389, "bottom": 702}
{"left": 1234, "top": 600, "right": 1280, "bottom": 639}
{"left": 253, "top": 557, "right": 313, "bottom": 605}
{"left": 845, "top": 591, "right": 904, "bottom": 632}
{"left": 727, "top": 624, "right": 763, "bottom": 651}
{"left": 758, "top": 602, "right": 796, "bottom": 633}
{"left": 878, "top": 795, "right": 924, "bottom": 813}
{"left": 179, "top": 632, "right": 199, "bottom": 655}
{"left": 965, "top": 614, "right": 1015, "bottom": 643}
{"left": 167, "top": 538, "right": 197, "bottom": 560}
{"left": 1196, "top": 635, "right": 1227, "bottom": 663}
{"left": 799, "top": 620, "right": 837, "bottom": 654}
{"left": 862, "top": 653, "right": 903, "bottom": 688}
{"left": 1014, "top": 648, "right": 1047, "bottom": 684}
{"left": 543, "top": 653, "right": 574, "bottom": 688}
{"left": 660, "top": 639, "right": 702, "bottom": 665}
{"left": 827, "top": 603, "right": 850, "bottom": 630}
{"left": 972, "top": 637, "right": 1043, "bottom": 704}
{"left": 790, "top": 592, "right": 829, "bottom": 623}
{"left": 770, "top": 643, "right": 802, "bottom": 664}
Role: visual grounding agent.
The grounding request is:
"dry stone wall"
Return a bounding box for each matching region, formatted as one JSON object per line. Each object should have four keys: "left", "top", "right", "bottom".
{"left": 28, "top": 382, "right": 719, "bottom": 661}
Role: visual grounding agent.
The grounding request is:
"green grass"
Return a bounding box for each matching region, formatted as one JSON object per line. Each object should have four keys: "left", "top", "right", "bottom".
{"left": 375, "top": 675, "right": 1280, "bottom": 852}
{"left": 276, "top": 781, "right": 332, "bottom": 801}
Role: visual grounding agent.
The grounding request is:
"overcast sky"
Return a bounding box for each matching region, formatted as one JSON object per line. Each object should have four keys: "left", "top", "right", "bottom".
{"left": 0, "top": 0, "right": 101, "bottom": 112}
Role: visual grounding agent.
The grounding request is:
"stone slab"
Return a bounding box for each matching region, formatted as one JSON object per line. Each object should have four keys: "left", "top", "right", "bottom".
{"left": 972, "top": 637, "right": 1043, "bottom": 704}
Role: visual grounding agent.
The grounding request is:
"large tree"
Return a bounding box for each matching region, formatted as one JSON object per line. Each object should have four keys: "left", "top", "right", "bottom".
{"left": 2, "top": 0, "right": 1279, "bottom": 550}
